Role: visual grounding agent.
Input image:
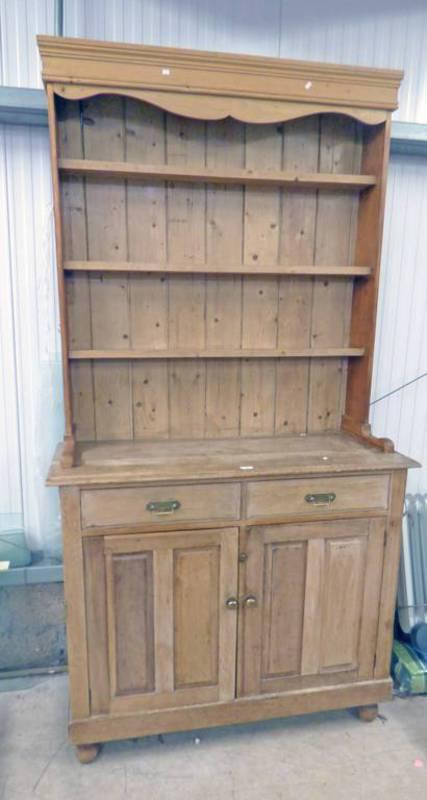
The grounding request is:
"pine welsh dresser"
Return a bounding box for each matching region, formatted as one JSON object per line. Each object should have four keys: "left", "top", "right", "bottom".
{"left": 39, "top": 35, "right": 418, "bottom": 763}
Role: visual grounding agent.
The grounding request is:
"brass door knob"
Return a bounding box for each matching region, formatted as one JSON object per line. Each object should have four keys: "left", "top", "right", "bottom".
{"left": 243, "top": 594, "right": 257, "bottom": 608}
{"left": 225, "top": 597, "right": 239, "bottom": 609}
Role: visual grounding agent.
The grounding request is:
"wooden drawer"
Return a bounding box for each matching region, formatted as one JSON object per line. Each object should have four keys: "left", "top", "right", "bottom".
{"left": 81, "top": 483, "right": 240, "bottom": 529}
{"left": 246, "top": 474, "right": 390, "bottom": 519}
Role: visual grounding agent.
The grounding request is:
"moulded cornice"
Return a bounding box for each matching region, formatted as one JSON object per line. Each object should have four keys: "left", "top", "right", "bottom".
{"left": 37, "top": 35, "right": 403, "bottom": 117}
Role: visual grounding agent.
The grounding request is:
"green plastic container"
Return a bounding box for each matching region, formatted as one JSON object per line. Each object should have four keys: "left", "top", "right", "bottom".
{"left": 392, "top": 640, "right": 427, "bottom": 695}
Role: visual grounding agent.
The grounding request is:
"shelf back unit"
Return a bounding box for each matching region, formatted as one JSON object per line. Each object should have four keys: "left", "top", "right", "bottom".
{"left": 38, "top": 36, "right": 403, "bottom": 466}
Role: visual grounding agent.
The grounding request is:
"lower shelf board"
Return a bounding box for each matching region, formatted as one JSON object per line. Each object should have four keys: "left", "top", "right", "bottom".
{"left": 69, "top": 678, "right": 391, "bottom": 745}
{"left": 68, "top": 347, "right": 365, "bottom": 360}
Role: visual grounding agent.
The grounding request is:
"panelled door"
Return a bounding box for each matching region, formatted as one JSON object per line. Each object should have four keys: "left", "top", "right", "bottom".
{"left": 84, "top": 527, "right": 238, "bottom": 715}
{"left": 238, "top": 518, "right": 385, "bottom": 696}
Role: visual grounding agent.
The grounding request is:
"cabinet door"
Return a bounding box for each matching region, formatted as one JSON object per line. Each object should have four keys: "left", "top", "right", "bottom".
{"left": 238, "top": 518, "right": 385, "bottom": 696}
{"left": 84, "top": 527, "right": 238, "bottom": 715}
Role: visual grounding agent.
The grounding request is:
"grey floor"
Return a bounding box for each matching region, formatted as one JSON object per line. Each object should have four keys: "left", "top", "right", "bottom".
{"left": 0, "top": 674, "right": 427, "bottom": 799}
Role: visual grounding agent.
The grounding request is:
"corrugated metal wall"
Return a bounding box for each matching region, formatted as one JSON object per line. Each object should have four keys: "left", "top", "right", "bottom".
{"left": 0, "top": 0, "right": 63, "bottom": 554}
{"left": 1, "top": 0, "right": 426, "bottom": 553}
{"left": 64, "top": 0, "right": 427, "bottom": 122}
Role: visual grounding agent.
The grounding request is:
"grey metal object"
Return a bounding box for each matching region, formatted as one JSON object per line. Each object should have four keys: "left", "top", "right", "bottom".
{"left": 0, "top": 87, "right": 48, "bottom": 126}
{"left": 0, "top": 561, "right": 63, "bottom": 587}
{"left": 391, "top": 122, "right": 427, "bottom": 157}
{"left": 397, "top": 494, "right": 427, "bottom": 633}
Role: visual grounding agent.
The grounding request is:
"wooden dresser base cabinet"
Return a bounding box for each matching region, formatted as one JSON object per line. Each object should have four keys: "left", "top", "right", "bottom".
{"left": 39, "top": 36, "right": 418, "bottom": 762}
{"left": 56, "top": 464, "right": 413, "bottom": 762}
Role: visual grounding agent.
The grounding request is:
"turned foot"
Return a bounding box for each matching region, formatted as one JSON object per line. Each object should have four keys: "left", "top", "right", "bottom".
{"left": 356, "top": 704, "right": 378, "bottom": 722}
{"left": 75, "top": 743, "right": 101, "bottom": 764}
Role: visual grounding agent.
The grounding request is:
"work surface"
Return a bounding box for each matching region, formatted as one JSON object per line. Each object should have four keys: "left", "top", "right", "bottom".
{"left": 0, "top": 673, "right": 426, "bottom": 799}
{"left": 47, "top": 432, "right": 417, "bottom": 486}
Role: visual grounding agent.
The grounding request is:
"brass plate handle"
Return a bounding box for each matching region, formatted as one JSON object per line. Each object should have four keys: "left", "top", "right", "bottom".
{"left": 243, "top": 594, "right": 257, "bottom": 608}
{"left": 305, "top": 492, "right": 336, "bottom": 506}
{"left": 146, "top": 499, "right": 181, "bottom": 515}
{"left": 225, "top": 597, "right": 239, "bottom": 609}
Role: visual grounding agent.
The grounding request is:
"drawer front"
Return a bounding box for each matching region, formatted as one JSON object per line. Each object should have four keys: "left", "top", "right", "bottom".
{"left": 246, "top": 474, "right": 389, "bottom": 519}
{"left": 81, "top": 483, "right": 240, "bottom": 529}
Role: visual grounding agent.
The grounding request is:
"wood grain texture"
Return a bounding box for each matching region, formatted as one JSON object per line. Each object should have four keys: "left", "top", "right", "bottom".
{"left": 345, "top": 121, "right": 392, "bottom": 425}
{"left": 60, "top": 97, "right": 370, "bottom": 444}
{"left": 39, "top": 36, "right": 403, "bottom": 113}
{"left": 239, "top": 518, "right": 385, "bottom": 696}
{"left": 81, "top": 95, "right": 132, "bottom": 442}
{"left": 99, "top": 527, "right": 238, "bottom": 712}
{"left": 375, "top": 470, "right": 407, "bottom": 678}
{"left": 308, "top": 115, "right": 362, "bottom": 433}
{"left": 69, "top": 347, "right": 365, "bottom": 359}
{"left": 320, "top": 535, "right": 366, "bottom": 670}
{"left": 57, "top": 97, "right": 96, "bottom": 443}
{"left": 276, "top": 116, "right": 319, "bottom": 434}
{"left": 83, "top": 538, "right": 110, "bottom": 713}
{"left": 45, "top": 43, "right": 409, "bottom": 754}
{"left": 65, "top": 261, "right": 372, "bottom": 276}
{"left": 69, "top": 678, "right": 392, "bottom": 744}
{"left": 60, "top": 488, "right": 90, "bottom": 718}
{"left": 261, "top": 541, "right": 307, "bottom": 677}
{"left": 81, "top": 482, "right": 240, "bottom": 528}
{"left": 59, "top": 157, "right": 376, "bottom": 189}
{"left": 111, "top": 551, "right": 155, "bottom": 695}
{"left": 48, "top": 433, "right": 416, "bottom": 487}
{"left": 47, "top": 90, "right": 74, "bottom": 460}
{"left": 246, "top": 474, "right": 389, "bottom": 518}
{"left": 174, "top": 546, "right": 220, "bottom": 688}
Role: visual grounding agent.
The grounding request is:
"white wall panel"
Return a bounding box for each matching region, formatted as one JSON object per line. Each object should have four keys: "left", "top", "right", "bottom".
{"left": 371, "top": 155, "right": 427, "bottom": 492}
{"left": 0, "top": 126, "right": 22, "bottom": 521}
{"left": 0, "top": 0, "right": 56, "bottom": 87}
{"left": 1, "top": 123, "right": 63, "bottom": 555}
{"left": 63, "top": 0, "right": 282, "bottom": 56}
{"left": 63, "top": 0, "right": 427, "bottom": 122}
{"left": 277, "top": 1, "right": 427, "bottom": 122}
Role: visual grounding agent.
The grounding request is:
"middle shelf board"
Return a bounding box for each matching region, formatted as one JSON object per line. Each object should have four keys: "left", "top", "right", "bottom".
{"left": 69, "top": 348, "right": 365, "bottom": 360}
{"left": 58, "top": 158, "right": 377, "bottom": 190}
{"left": 63, "top": 261, "right": 372, "bottom": 277}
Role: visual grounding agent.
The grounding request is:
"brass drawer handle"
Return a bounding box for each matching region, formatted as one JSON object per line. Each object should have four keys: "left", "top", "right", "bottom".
{"left": 305, "top": 492, "right": 336, "bottom": 506}
{"left": 146, "top": 500, "right": 181, "bottom": 515}
{"left": 225, "top": 597, "right": 239, "bottom": 610}
{"left": 243, "top": 594, "right": 257, "bottom": 608}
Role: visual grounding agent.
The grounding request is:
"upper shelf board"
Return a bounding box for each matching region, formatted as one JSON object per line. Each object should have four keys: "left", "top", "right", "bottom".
{"left": 58, "top": 158, "right": 376, "bottom": 190}
{"left": 69, "top": 348, "right": 365, "bottom": 360}
{"left": 64, "top": 261, "right": 372, "bottom": 277}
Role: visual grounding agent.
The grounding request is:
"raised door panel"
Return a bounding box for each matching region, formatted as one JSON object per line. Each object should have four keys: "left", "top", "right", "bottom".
{"left": 111, "top": 551, "right": 155, "bottom": 695}
{"left": 84, "top": 528, "right": 238, "bottom": 715}
{"left": 238, "top": 518, "right": 384, "bottom": 696}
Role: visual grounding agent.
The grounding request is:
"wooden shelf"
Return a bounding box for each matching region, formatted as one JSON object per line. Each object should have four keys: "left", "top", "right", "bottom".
{"left": 64, "top": 260, "right": 372, "bottom": 277}
{"left": 58, "top": 158, "right": 377, "bottom": 190}
{"left": 69, "top": 348, "right": 365, "bottom": 360}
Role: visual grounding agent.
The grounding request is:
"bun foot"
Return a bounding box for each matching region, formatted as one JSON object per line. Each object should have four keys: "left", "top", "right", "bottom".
{"left": 356, "top": 704, "right": 378, "bottom": 722}
{"left": 75, "top": 743, "right": 101, "bottom": 763}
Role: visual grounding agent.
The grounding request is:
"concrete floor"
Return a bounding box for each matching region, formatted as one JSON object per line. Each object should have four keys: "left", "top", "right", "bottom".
{"left": 0, "top": 674, "right": 427, "bottom": 799}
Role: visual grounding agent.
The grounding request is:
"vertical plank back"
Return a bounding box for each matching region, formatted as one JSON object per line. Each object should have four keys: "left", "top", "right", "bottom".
{"left": 345, "top": 120, "right": 391, "bottom": 426}
{"left": 205, "top": 119, "right": 244, "bottom": 437}
{"left": 82, "top": 96, "right": 132, "bottom": 440}
{"left": 308, "top": 115, "right": 362, "bottom": 432}
{"left": 60, "top": 97, "right": 365, "bottom": 444}
{"left": 276, "top": 117, "right": 319, "bottom": 433}
{"left": 57, "top": 97, "right": 95, "bottom": 441}
{"left": 125, "top": 101, "right": 170, "bottom": 439}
